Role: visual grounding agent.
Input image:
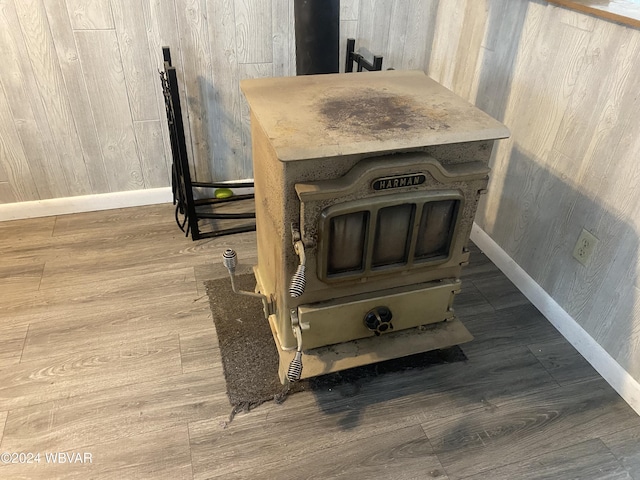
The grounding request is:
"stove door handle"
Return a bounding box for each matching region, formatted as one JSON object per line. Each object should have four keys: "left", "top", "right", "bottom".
{"left": 222, "top": 249, "right": 271, "bottom": 318}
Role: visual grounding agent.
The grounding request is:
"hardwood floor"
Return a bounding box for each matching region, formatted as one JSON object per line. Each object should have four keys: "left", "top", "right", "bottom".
{"left": 0, "top": 204, "right": 638, "bottom": 479}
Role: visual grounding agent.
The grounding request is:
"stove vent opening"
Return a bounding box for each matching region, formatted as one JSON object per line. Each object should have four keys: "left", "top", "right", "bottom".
{"left": 320, "top": 192, "right": 462, "bottom": 281}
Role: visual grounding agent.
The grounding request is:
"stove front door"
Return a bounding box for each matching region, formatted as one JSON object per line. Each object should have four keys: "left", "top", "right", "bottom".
{"left": 290, "top": 151, "right": 489, "bottom": 350}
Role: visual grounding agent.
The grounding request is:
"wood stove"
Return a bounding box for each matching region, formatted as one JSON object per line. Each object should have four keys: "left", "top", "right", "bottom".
{"left": 231, "top": 70, "right": 509, "bottom": 383}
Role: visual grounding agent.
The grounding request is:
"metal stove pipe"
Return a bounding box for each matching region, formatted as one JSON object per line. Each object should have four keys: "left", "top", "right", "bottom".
{"left": 294, "top": 0, "right": 340, "bottom": 75}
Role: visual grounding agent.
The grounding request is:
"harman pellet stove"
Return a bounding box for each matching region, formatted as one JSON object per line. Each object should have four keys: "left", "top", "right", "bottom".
{"left": 224, "top": 70, "right": 509, "bottom": 383}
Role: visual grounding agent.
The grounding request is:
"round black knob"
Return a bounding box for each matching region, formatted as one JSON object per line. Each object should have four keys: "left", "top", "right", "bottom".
{"left": 363, "top": 306, "right": 393, "bottom": 336}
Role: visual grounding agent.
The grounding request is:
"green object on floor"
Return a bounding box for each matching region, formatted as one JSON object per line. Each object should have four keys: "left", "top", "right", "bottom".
{"left": 215, "top": 188, "right": 234, "bottom": 199}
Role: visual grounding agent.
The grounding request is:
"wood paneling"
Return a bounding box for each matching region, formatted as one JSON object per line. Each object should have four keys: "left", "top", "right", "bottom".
{"left": 74, "top": 29, "right": 145, "bottom": 191}
{"left": 173, "top": 0, "right": 214, "bottom": 183}
{"left": 341, "top": 0, "right": 360, "bottom": 21}
{"left": 346, "top": 0, "right": 439, "bottom": 71}
{"left": 0, "top": 0, "right": 290, "bottom": 201}
{"left": 14, "top": 0, "right": 91, "bottom": 197}
{"left": 271, "top": 0, "right": 295, "bottom": 77}
{"left": 0, "top": 82, "right": 38, "bottom": 202}
{"left": 43, "top": 0, "right": 110, "bottom": 194}
{"left": 144, "top": 0, "right": 193, "bottom": 174}
{"left": 429, "top": 0, "right": 467, "bottom": 87}
{"left": 111, "top": 0, "right": 159, "bottom": 122}
{"left": 356, "top": 0, "right": 394, "bottom": 65}
{"left": 0, "top": 183, "right": 14, "bottom": 204}
{"left": 339, "top": 20, "right": 358, "bottom": 73}
{"left": 0, "top": 0, "right": 67, "bottom": 199}
{"left": 134, "top": 120, "right": 170, "bottom": 188}
{"left": 427, "top": 0, "right": 640, "bottom": 385}
{"left": 208, "top": 0, "right": 243, "bottom": 181}
{"left": 403, "top": 0, "right": 438, "bottom": 70}
{"left": 66, "top": 0, "right": 114, "bottom": 30}
{"left": 234, "top": 0, "right": 273, "bottom": 64}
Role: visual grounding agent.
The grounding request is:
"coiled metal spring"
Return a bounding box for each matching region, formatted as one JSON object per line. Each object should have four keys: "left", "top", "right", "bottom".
{"left": 287, "top": 351, "right": 303, "bottom": 382}
{"left": 289, "top": 264, "right": 306, "bottom": 298}
{"left": 222, "top": 249, "right": 237, "bottom": 273}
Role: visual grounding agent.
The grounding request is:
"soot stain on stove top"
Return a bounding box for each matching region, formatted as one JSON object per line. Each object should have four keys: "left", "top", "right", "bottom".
{"left": 319, "top": 88, "right": 450, "bottom": 134}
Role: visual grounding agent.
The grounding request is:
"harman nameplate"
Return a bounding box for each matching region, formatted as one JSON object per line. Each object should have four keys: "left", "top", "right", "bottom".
{"left": 372, "top": 174, "right": 426, "bottom": 191}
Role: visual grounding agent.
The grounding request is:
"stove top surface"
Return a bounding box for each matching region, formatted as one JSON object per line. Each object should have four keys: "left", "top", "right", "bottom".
{"left": 241, "top": 70, "right": 509, "bottom": 162}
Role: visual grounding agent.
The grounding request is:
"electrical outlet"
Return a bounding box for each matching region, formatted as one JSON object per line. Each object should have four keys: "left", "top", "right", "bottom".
{"left": 572, "top": 228, "right": 599, "bottom": 266}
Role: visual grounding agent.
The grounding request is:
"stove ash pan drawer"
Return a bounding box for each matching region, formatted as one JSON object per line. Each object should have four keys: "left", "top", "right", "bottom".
{"left": 297, "top": 280, "right": 461, "bottom": 351}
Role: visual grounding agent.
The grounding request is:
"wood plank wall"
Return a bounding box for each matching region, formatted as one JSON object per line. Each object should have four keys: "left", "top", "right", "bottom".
{"left": 426, "top": 0, "right": 640, "bottom": 383}
{"left": 339, "top": 0, "right": 439, "bottom": 73}
{"left": 0, "top": 0, "right": 295, "bottom": 202}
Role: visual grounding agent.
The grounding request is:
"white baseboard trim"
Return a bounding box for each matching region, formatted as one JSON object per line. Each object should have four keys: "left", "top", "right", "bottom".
{"left": 471, "top": 223, "right": 640, "bottom": 416}
{"left": 0, "top": 187, "right": 173, "bottom": 222}
{"left": 0, "top": 179, "right": 257, "bottom": 222}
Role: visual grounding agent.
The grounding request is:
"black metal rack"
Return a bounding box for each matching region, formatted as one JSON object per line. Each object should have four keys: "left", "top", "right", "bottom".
{"left": 160, "top": 47, "right": 256, "bottom": 240}
{"left": 345, "top": 38, "right": 384, "bottom": 72}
